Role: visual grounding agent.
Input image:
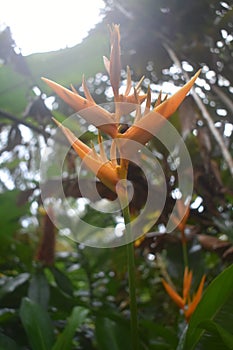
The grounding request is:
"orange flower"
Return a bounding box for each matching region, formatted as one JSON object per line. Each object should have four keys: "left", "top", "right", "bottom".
{"left": 162, "top": 267, "right": 206, "bottom": 322}
{"left": 42, "top": 24, "right": 200, "bottom": 146}
{"left": 42, "top": 24, "right": 200, "bottom": 196}
{"left": 43, "top": 68, "right": 200, "bottom": 146}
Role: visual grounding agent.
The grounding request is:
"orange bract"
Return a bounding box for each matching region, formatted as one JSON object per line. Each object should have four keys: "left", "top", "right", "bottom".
{"left": 53, "top": 119, "right": 121, "bottom": 193}
{"left": 121, "top": 70, "right": 201, "bottom": 145}
{"left": 162, "top": 267, "right": 206, "bottom": 322}
{"left": 42, "top": 77, "right": 118, "bottom": 138}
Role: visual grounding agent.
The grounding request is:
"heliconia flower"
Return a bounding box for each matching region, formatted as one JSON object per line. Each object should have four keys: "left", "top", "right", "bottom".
{"left": 43, "top": 21, "right": 200, "bottom": 148}
{"left": 162, "top": 267, "right": 206, "bottom": 322}
{"left": 53, "top": 118, "right": 126, "bottom": 193}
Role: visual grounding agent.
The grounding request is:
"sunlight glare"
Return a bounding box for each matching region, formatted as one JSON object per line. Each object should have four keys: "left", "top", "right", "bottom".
{"left": 1, "top": 0, "right": 105, "bottom": 55}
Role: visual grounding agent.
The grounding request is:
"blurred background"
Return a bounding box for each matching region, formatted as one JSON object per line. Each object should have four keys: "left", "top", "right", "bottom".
{"left": 0, "top": 0, "right": 232, "bottom": 349}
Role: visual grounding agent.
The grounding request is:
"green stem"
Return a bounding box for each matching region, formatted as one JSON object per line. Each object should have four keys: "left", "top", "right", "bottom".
{"left": 181, "top": 231, "right": 189, "bottom": 267}
{"left": 122, "top": 201, "right": 139, "bottom": 350}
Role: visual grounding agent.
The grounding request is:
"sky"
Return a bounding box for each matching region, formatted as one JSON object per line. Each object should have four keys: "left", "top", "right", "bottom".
{"left": 0, "top": 0, "right": 105, "bottom": 55}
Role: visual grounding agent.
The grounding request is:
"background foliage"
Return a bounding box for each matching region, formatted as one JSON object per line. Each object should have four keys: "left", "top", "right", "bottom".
{"left": 0, "top": 0, "right": 232, "bottom": 349}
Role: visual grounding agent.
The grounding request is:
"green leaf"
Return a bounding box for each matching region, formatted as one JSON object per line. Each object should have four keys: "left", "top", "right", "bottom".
{"left": 0, "top": 190, "right": 29, "bottom": 238}
{"left": 28, "top": 270, "right": 50, "bottom": 309}
{"left": 0, "top": 333, "right": 18, "bottom": 350}
{"left": 176, "top": 325, "right": 188, "bottom": 350}
{"left": 0, "top": 30, "right": 108, "bottom": 115}
{"left": 198, "top": 320, "right": 233, "bottom": 349}
{"left": 140, "top": 320, "right": 178, "bottom": 349}
{"left": 50, "top": 266, "right": 73, "bottom": 296}
{"left": 0, "top": 273, "right": 30, "bottom": 300}
{"left": 0, "top": 308, "right": 16, "bottom": 324}
{"left": 52, "top": 306, "right": 89, "bottom": 350}
{"left": 95, "top": 316, "right": 132, "bottom": 350}
{"left": 19, "top": 297, "right": 55, "bottom": 350}
{"left": 184, "top": 264, "right": 233, "bottom": 350}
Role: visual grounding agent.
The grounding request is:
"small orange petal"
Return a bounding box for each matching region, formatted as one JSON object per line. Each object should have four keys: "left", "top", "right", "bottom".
{"left": 184, "top": 274, "right": 206, "bottom": 321}
{"left": 183, "top": 268, "right": 193, "bottom": 300}
{"left": 121, "top": 70, "right": 201, "bottom": 145}
{"left": 109, "top": 24, "right": 121, "bottom": 98}
{"left": 53, "top": 118, "right": 92, "bottom": 158}
{"left": 125, "top": 65, "right": 132, "bottom": 96}
{"left": 176, "top": 201, "right": 190, "bottom": 232}
{"left": 154, "top": 69, "right": 201, "bottom": 118}
{"left": 103, "top": 56, "right": 110, "bottom": 74}
{"left": 117, "top": 93, "right": 147, "bottom": 115}
{"left": 162, "top": 279, "right": 185, "bottom": 309}
{"left": 42, "top": 77, "right": 94, "bottom": 111}
{"left": 121, "top": 92, "right": 147, "bottom": 105}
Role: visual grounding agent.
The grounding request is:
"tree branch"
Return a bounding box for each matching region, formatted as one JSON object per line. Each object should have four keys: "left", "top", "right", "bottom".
{"left": 163, "top": 42, "right": 233, "bottom": 177}
{"left": 0, "top": 109, "right": 50, "bottom": 138}
{"left": 212, "top": 84, "right": 233, "bottom": 118}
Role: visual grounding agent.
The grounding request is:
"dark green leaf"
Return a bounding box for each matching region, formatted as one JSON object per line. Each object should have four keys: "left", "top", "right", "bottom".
{"left": 52, "top": 306, "right": 89, "bottom": 350}
{"left": 198, "top": 320, "right": 233, "bottom": 349}
{"left": 95, "top": 316, "right": 132, "bottom": 350}
{"left": 50, "top": 266, "right": 73, "bottom": 296}
{"left": 0, "top": 333, "right": 18, "bottom": 350}
{"left": 0, "top": 273, "right": 30, "bottom": 300}
{"left": 140, "top": 319, "right": 178, "bottom": 349}
{"left": 19, "top": 297, "right": 55, "bottom": 350}
{"left": 0, "top": 190, "right": 29, "bottom": 238}
{"left": 28, "top": 270, "right": 50, "bottom": 309}
{"left": 184, "top": 264, "right": 233, "bottom": 350}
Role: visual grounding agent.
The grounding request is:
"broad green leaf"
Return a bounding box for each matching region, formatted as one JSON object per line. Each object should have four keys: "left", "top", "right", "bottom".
{"left": 52, "top": 306, "right": 89, "bottom": 350}
{"left": 28, "top": 270, "right": 50, "bottom": 309}
{"left": 19, "top": 297, "right": 55, "bottom": 350}
{"left": 0, "top": 333, "right": 18, "bottom": 350}
{"left": 198, "top": 320, "right": 233, "bottom": 349}
{"left": 95, "top": 316, "right": 132, "bottom": 350}
{"left": 184, "top": 264, "right": 233, "bottom": 350}
{"left": 50, "top": 266, "right": 73, "bottom": 296}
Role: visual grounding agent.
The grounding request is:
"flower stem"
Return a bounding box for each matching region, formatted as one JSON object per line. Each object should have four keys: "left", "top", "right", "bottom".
{"left": 181, "top": 230, "right": 188, "bottom": 267}
{"left": 121, "top": 200, "right": 139, "bottom": 350}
